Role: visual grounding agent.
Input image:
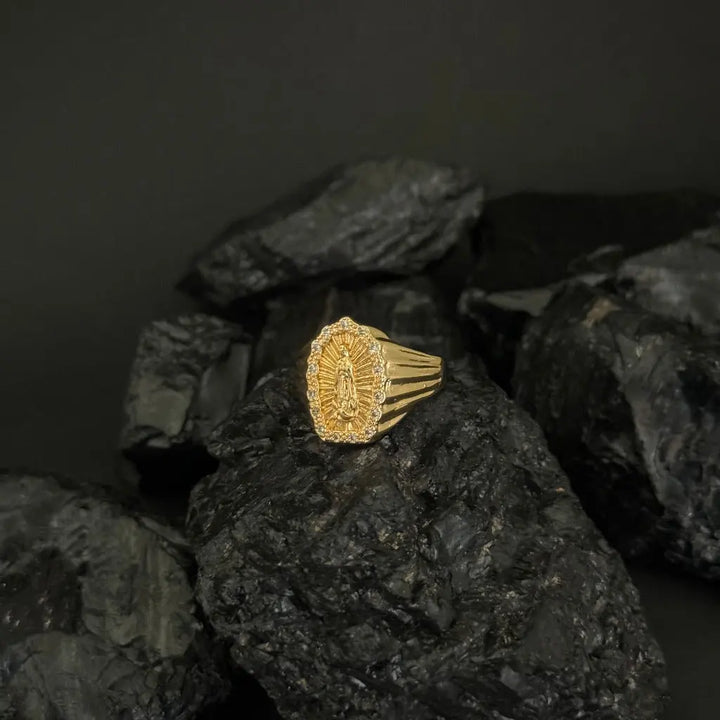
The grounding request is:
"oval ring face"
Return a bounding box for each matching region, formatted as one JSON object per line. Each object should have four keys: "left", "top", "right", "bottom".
{"left": 306, "top": 317, "right": 387, "bottom": 443}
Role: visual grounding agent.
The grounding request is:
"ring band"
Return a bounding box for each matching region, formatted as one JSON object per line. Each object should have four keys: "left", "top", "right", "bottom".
{"left": 305, "top": 316, "right": 444, "bottom": 443}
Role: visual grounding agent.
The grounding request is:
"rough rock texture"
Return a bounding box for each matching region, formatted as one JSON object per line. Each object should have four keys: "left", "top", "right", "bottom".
{"left": 0, "top": 470, "right": 232, "bottom": 719}
{"left": 178, "top": 158, "right": 484, "bottom": 307}
{"left": 459, "top": 191, "right": 720, "bottom": 389}
{"left": 514, "top": 283, "right": 720, "bottom": 580}
{"left": 616, "top": 224, "right": 720, "bottom": 335}
{"left": 251, "top": 278, "right": 465, "bottom": 383}
{"left": 120, "top": 314, "right": 251, "bottom": 488}
{"left": 187, "top": 362, "right": 666, "bottom": 720}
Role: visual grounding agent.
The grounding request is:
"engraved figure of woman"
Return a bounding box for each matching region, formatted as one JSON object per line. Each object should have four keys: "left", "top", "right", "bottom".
{"left": 335, "top": 346, "right": 358, "bottom": 420}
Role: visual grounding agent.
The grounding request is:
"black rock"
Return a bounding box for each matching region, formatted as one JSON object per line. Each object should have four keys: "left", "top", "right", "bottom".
{"left": 0, "top": 470, "right": 232, "bottom": 719}
{"left": 251, "top": 278, "right": 465, "bottom": 383}
{"left": 120, "top": 314, "right": 251, "bottom": 489}
{"left": 514, "top": 283, "right": 720, "bottom": 579}
{"left": 459, "top": 191, "right": 720, "bottom": 388}
{"left": 616, "top": 224, "right": 720, "bottom": 335}
{"left": 187, "top": 362, "right": 666, "bottom": 719}
{"left": 178, "top": 158, "right": 484, "bottom": 307}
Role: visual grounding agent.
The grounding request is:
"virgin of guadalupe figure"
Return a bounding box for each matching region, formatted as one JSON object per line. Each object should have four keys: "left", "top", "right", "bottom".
{"left": 334, "top": 346, "right": 359, "bottom": 421}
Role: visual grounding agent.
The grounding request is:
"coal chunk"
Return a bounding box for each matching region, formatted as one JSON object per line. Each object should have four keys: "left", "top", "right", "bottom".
{"left": 251, "top": 278, "right": 465, "bottom": 383}
{"left": 616, "top": 224, "right": 720, "bottom": 335}
{"left": 514, "top": 283, "right": 720, "bottom": 579}
{"left": 178, "top": 158, "right": 484, "bottom": 307}
{"left": 187, "top": 362, "right": 666, "bottom": 719}
{"left": 120, "top": 314, "right": 251, "bottom": 488}
{"left": 0, "top": 471, "right": 232, "bottom": 719}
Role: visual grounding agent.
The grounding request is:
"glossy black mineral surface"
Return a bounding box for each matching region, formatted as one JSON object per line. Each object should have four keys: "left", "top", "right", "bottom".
{"left": 187, "top": 361, "right": 667, "bottom": 720}
{"left": 616, "top": 224, "right": 720, "bottom": 335}
{"left": 178, "top": 158, "right": 484, "bottom": 307}
{"left": 514, "top": 283, "right": 720, "bottom": 580}
{"left": 0, "top": 471, "right": 232, "bottom": 719}
{"left": 120, "top": 313, "right": 251, "bottom": 488}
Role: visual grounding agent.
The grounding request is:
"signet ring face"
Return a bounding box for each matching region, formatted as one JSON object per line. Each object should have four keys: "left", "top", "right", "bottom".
{"left": 305, "top": 317, "right": 444, "bottom": 444}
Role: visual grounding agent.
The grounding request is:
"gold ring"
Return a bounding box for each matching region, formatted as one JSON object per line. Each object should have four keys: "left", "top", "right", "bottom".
{"left": 305, "top": 316, "right": 444, "bottom": 443}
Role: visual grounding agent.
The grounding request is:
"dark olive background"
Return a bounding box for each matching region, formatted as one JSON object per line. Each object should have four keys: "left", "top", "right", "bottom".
{"left": 2, "top": 3, "right": 719, "bottom": 718}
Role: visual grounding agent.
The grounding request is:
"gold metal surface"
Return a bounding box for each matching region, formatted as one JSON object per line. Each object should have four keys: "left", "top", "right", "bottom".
{"left": 305, "top": 316, "right": 443, "bottom": 443}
